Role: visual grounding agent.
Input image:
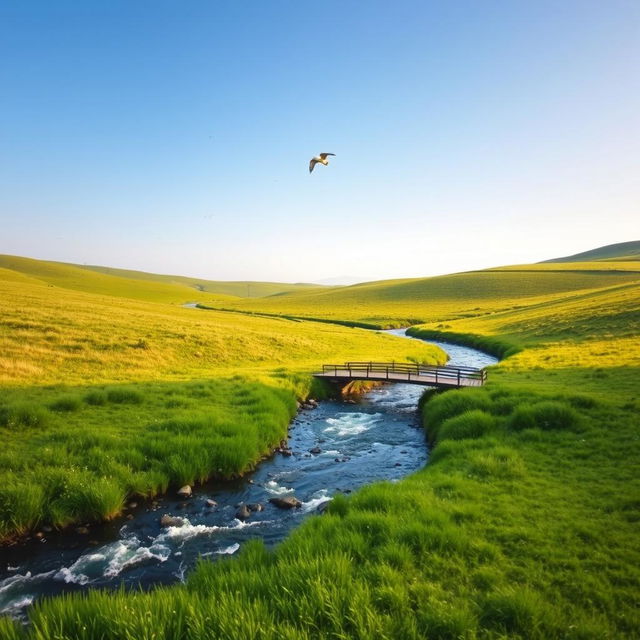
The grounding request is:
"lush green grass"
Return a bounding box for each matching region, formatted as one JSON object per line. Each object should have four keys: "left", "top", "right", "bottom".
{"left": 11, "top": 390, "right": 639, "bottom": 639}
{"left": 0, "top": 378, "right": 302, "bottom": 538}
{"left": 0, "top": 266, "right": 443, "bottom": 540}
{"left": 1, "top": 254, "right": 639, "bottom": 638}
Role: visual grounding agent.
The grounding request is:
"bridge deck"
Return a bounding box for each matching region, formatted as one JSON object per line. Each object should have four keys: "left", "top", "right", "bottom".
{"left": 314, "top": 362, "right": 487, "bottom": 389}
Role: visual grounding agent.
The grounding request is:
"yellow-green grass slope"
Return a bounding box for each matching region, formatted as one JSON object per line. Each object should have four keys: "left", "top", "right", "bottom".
{"left": 0, "top": 266, "right": 443, "bottom": 542}
{"left": 207, "top": 260, "right": 640, "bottom": 328}
{"left": 75, "top": 262, "right": 326, "bottom": 298}
{"left": 0, "top": 255, "right": 324, "bottom": 305}
{"left": 3, "top": 261, "right": 639, "bottom": 639}
{"left": 541, "top": 239, "right": 640, "bottom": 262}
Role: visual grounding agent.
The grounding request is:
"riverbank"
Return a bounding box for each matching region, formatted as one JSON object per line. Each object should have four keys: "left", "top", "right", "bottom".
{"left": 4, "top": 302, "right": 637, "bottom": 638}
{"left": 6, "top": 343, "right": 489, "bottom": 618}
{"left": 0, "top": 277, "right": 446, "bottom": 544}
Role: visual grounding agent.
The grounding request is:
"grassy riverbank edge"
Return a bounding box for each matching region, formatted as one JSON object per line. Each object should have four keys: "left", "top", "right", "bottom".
{"left": 2, "top": 322, "right": 637, "bottom": 639}
{"left": 0, "top": 375, "right": 334, "bottom": 546}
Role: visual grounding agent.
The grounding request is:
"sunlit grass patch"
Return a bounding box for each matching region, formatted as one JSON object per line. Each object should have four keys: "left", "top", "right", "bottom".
{"left": 438, "top": 409, "right": 496, "bottom": 441}
{"left": 105, "top": 387, "right": 144, "bottom": 404}
{"left": 49, "top": 394, "right": 82, "bottom": 412}
{"left": 0, "top": 403, "right": 52, "bottom": 430}
{"left": 507, "top": 400, "right": 582, "bottom": 432}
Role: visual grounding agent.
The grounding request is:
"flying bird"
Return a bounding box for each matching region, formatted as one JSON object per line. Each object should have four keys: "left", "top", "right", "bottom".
{"left": 309, "top": 152, "right": 335, "bottom": 173}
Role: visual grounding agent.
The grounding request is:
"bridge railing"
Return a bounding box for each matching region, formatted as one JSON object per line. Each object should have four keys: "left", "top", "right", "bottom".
{"left": 320, "top": 361, "right": 487, "bottom": 385}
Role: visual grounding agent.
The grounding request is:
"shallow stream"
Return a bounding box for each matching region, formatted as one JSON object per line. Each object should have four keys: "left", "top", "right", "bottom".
{"left": 0, "top": 330, "right": 497, "bottom": 618}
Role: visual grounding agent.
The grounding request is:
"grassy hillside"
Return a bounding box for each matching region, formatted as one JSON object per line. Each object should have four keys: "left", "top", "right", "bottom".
{"left": 0, "top": 269, "right": 443, "bottom": 540}
{"left": 0, "top": 255, "right": 240, "bottom": 305}
{"left": 77, "top": 263, "right": 326, "bottom": 298}
{"left": 211, "top": 261, "right": 640, "bottom": 327}
{"left": 0, "top": 255, "right": 326, "bottom": 305}
{"left": 1, "top": 256, "right": 639, "bottom": 638}
{"left": 541, "top": 240, "right": 640, "bottom": 262}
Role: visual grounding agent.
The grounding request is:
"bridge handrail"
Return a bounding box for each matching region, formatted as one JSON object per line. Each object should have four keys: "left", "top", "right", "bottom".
{"left": 343, "top": 361, "right": 482, "bottom": 375}
{"left": 320, "top": 362, "right": 487, "bottom": 382}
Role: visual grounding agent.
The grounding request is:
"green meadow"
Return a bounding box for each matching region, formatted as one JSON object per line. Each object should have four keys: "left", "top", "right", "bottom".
{"left": 0, "top": 260, "right": 443, "bottom": 541}
{"left": 208, "top": 260, "right": 640, "bottom": 328}
{"left": 1, "top": 249, "right": 639, "bottom": 639}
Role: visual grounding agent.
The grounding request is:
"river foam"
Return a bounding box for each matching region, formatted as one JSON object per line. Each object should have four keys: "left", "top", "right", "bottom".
{"left": 324, "top": 412, "right": 382, "bottom": 437}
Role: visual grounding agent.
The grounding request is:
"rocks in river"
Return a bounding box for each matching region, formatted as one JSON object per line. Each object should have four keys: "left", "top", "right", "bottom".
{"left": 309, "top": 446, "right": 322, "bottom": 454}
{"left": 42, "top": 525, "right": 52, "bottom": 533}
{"left": 235, "top": 504, "right": 251, "bottom": 520}
{"left": 127, "top": 502, "right": 138, "bottom": 509}
{"left": 34, "top": 532, "right": 45, "bottom": 540}
{"left": 160, "top": 514, "right": 185, "bottom": 528}
{"left": 278, "top": 440, "right": 293, "bottom": 456}
{"left": 76, "top": 526, "right": 89, "bottom": 535}
{"left": 248, "top": 503, "right": 263, "bottom": 512}
{"left": 177, "top": 485, "right": 192, "bottom": 498}
{"left": 269, "top": 496, "right": 302, "bottom": 509}
{"left": 316, "top": 501, "right": 331, "bottom": 515}
{"left": 205, "top": 499, "right": 217, "bottom": 508}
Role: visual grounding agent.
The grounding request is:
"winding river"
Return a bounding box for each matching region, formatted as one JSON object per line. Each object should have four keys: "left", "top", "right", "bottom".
{"left": 0, "top": 330, "right": 497, "bottom": 619}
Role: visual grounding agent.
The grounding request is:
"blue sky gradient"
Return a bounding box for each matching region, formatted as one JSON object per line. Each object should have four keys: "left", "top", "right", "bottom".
{"left": 2, "top": 1, "right": 638, "bottom": 282}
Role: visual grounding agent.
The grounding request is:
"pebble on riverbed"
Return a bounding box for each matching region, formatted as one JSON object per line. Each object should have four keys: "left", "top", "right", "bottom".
{"left": 177, "top": 485, "right": 192, "bottom": 498}
{"left": 160, "top": 515, "right": 184, "bottom": 528}
{"left": 269, "top": 496, "right": 302, "bottom": 509}
{"left": 235, "top": 504, "right": 251, "bottom": 520}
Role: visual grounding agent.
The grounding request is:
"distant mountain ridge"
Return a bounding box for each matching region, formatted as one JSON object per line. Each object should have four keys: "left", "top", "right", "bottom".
{"left": 541, "top": 241, "right": 640, "bottom": 263}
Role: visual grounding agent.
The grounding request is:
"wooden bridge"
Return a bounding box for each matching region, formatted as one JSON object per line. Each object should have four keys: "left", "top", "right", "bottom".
{"left": 314, "top": 361, "right": 487, "bottom": 389}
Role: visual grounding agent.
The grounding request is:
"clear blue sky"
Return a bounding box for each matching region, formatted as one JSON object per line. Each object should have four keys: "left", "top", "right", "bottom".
{"left": 1, "top": 1, "right": 638, "bottom": 283}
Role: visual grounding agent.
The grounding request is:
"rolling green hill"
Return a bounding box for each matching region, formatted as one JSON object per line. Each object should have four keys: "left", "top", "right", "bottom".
{"left": 541, "top": 240, "right": 640, "bottom": 262}
{"left": 0, "top": 255, "right": 325, "bottom": 305}
{"left": 213, "top": 260, "right": 640, "bottom": 327}
{"left": 77, "top": 263, "right": 326, "bottom": 298}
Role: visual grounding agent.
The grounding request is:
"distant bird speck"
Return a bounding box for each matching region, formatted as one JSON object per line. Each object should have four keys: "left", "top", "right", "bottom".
{"left": 309, "top": 152, "right": 335, "bottom": 173}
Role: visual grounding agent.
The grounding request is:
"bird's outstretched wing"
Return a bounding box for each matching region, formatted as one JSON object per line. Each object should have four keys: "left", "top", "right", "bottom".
{"left": 309, "top": 158, "right": 318, "bottom": 173}
{"left": 319, "top": 153, "right": 335, "bottom": 159}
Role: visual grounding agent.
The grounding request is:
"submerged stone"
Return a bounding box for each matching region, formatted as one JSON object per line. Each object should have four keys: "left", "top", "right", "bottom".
{"left": 269, "top": 496, "right": 302, "bottom": 509}
{"left": 235, "top": 504, "right": 251, "bottom": 520}
{"left": 160, "top": 515, "right": 184, "bottom": 528}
